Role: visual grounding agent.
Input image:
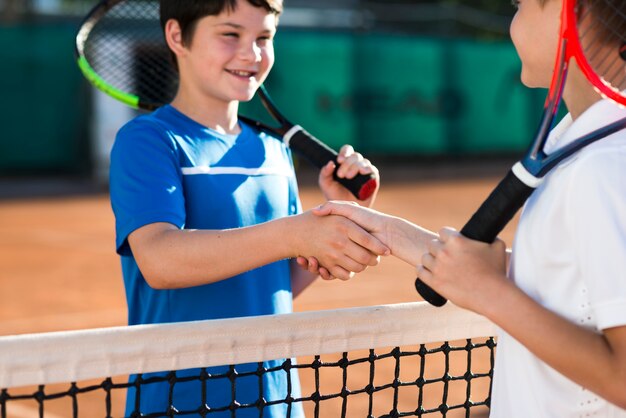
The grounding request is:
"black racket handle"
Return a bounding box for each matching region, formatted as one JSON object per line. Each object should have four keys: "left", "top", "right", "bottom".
{"left": 287, "top": 127, "right": 378, "bottom": 201}
{"left": 415, "top": 168, "right": 535, "bottom": 306}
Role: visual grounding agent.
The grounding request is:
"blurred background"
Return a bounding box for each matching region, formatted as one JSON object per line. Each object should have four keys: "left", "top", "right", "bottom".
{"left": 0, "top": 0, "right": 542, "bottom": 189}
{"left": 0, "top": 5, "right": 523, "bottom": 414}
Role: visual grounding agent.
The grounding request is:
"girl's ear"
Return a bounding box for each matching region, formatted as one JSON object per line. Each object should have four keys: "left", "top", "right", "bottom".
{"left": 164, "top": 19, "right": 186, "bottom": 57}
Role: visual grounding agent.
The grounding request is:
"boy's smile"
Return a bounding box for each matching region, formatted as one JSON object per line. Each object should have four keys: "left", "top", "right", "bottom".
{"left": 225, "top": 69, "right": 258, "bottom": 78}
{"left": 167, "top": 0, "right": 277, "bottom": 117}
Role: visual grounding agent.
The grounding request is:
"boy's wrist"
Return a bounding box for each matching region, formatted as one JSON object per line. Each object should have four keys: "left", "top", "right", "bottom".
{"left": 277, "top": 214, "right": 302, "bottom": 259}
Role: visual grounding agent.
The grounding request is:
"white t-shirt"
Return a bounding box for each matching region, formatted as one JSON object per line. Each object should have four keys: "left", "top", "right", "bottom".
{"left": 490, "top": 98, "right": 626, "bottom": 418}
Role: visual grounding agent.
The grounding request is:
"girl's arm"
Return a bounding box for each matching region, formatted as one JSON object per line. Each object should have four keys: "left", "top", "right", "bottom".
{"left": 312, "top": 202, "right": 626, "bottom": 407}
{"left": 418, "top": 228, "right": 626, "bottom": 409}
{"left": 487, "top": 283, "right": 626, "bottom": 409}
{"left": 313, "top": 202, "right": 438, "bottom": 265}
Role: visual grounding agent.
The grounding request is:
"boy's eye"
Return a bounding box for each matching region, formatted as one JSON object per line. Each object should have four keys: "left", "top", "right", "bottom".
{"left": 223, "top": 32, "right": 239, "bottom": 38}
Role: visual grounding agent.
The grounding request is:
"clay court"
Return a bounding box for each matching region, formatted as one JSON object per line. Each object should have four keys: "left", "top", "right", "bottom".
{"left": 0, "top": 163, "right": 519, "bottom": 417}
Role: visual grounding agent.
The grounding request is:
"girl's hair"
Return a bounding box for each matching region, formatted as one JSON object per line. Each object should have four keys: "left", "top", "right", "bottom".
{"left": 160, "top": 0, "right": 282, "bottom": 60}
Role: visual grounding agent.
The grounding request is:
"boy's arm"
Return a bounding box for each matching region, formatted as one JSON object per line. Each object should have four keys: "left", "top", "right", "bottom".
{"left": 127, "top": 211, "right": 389, "bottom": 290}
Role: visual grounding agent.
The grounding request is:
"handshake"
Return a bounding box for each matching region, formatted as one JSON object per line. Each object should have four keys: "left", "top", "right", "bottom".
{"left": 291, "top": 201, "right": 508, "bottom": 314}
{"left": 292, "top": 202, "right": 398, "bottom": 281}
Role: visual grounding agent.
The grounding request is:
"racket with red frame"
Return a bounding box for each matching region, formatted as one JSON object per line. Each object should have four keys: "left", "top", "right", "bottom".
{"left": 415, "top": 0, "right": 626, "bottom": 306}
{"left": 74, "top": 0, "right": 378, "bottom": 201}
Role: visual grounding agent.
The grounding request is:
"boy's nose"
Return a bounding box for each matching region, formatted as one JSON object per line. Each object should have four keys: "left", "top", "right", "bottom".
{"left": 239, "top": 43, "right": 262, "bottom": 62}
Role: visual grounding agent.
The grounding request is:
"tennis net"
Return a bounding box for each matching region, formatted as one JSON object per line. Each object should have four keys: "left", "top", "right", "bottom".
{"left": 0, "top": 302, "right": 496, "bottom": 418}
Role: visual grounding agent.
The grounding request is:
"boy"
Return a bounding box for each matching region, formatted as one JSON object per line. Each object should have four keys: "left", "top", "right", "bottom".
{"left": 109, "top": 0, "right": 387, "bottom": 416}
{"left": 314, "top": 0, "right": 626, "bottom": 416}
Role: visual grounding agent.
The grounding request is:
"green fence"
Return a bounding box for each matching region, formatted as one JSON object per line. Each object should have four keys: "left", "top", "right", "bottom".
{"left": 0, "top": 25, "right": 543, "bottom": 174}
{"left": 0, "top": 22, "right": 90, "bottom": 175}
{"left": 244, "top": 31, "right": 544, "bottom": 155}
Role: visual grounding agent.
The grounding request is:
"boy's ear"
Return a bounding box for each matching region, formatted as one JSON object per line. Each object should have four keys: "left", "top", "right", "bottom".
{"left": 164, "top": 19, "right": 186, "bottom": 56}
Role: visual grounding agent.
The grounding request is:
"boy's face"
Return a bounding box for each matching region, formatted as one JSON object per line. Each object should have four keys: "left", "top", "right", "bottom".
{"left": 510, "top": 0, "right": 562, "bottom": 88}
{"left": 176, "top": 0, "right": 277, "bottom": 103}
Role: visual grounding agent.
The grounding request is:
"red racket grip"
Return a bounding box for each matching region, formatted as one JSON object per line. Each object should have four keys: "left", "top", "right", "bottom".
{"left": 285, "top": 126, "right": 377, "bottom": 201}
{"left": 415, "top": 168, "right": 535, "bottom": 307}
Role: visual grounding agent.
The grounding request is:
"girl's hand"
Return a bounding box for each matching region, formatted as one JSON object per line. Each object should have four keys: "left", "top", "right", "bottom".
{"left": 417, "top": 227, "right": 511, "bottom": 314}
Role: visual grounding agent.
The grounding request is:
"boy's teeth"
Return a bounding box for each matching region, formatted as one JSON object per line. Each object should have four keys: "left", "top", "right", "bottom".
{"left": 230, "top": 70, "right": 253, "bottom": 77}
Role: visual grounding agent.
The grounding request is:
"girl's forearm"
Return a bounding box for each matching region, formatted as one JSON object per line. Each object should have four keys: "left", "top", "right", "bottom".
{"left": 386, "top": 216, "right": 437, "bottom": 266}
{"left": 487, "top": 285, "right": 626, "bottom": 408}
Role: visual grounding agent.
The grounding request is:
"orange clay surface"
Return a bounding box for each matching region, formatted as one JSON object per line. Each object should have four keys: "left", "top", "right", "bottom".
{"left": 0, "top": 168, "right": 519, "bottom": 418}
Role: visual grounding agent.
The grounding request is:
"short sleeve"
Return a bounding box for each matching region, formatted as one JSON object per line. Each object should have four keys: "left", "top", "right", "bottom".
{"left": 568, "top": 146, "right": 626, "bottom": 330}
{"left": 110, "top": 119, "right": 186, "bottom": 255}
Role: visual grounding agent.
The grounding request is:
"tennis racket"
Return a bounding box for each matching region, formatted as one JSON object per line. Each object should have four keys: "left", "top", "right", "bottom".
{"left": 74, "top": 0, "right": 378, "bottom": 201}
{"left": 416, "top": 0, "right": 626, "bottom": 306}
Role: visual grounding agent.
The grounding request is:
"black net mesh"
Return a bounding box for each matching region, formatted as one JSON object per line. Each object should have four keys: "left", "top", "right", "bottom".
{"left": 0, "top": 338, "right": 495, "bottom": 418}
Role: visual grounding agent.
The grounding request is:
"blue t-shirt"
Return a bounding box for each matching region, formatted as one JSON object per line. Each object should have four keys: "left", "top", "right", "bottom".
{"left": 109, "top": 105, "right": 304, "bottom": 417}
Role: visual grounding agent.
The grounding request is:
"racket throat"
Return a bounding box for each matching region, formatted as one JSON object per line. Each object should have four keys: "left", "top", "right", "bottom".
{"left": 512, "top": 162, "right": 543, "bottom": 188}
{"left": 283, "top": 125, "right": 304, "bottom": 148}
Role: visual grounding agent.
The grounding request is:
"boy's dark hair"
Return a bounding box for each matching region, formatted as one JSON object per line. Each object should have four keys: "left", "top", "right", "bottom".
{"left": 160, "top": 0, "right": 282, "bottom": 71}
{"left": 160, "top": 0, "right": 283, "bottom": 47}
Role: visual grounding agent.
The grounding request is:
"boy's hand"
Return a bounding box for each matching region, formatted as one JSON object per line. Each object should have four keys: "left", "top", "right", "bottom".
{"left": 319, "top": 145, "right": 379, "bottom": 207}
{"left": 295, "top": 256, "right": 333, "bottom": 280}
{"left": 309, "top": 202, "right": 392, "bottom": 278}
{"left": 294, "top": 210, "right": 389, "bottom": 280}
{"left": 417, "top": 227, "right": 510, "bottom": 314}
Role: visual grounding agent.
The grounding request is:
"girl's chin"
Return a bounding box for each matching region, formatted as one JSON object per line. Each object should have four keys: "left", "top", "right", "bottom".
{"left": 520, "top": 67, "right": 552, "bottom": 89}
{"left": 520, "top": 72, "right": 550, "bottom": 89}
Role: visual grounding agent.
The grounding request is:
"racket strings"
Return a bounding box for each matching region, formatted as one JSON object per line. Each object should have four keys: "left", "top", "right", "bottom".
{"left": 576, "top": 11, "right": 617, "bottom": 92}
{"left": 578, "top": 5, "right": 611, "bottom": 62}
{"left": 134, "top": 43, "right": 177, "bottom": 103}
{"left": 577, "top": 0, "right": 626, "bottom": 93}
{"left": 83, "top": 0, "right": 177, "bottom": 107}
{"left": 592, "top": 0, "right": 626, "bottom": 87}
{"left": 605, "top": 0, "right": 626, "bottom": 90}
